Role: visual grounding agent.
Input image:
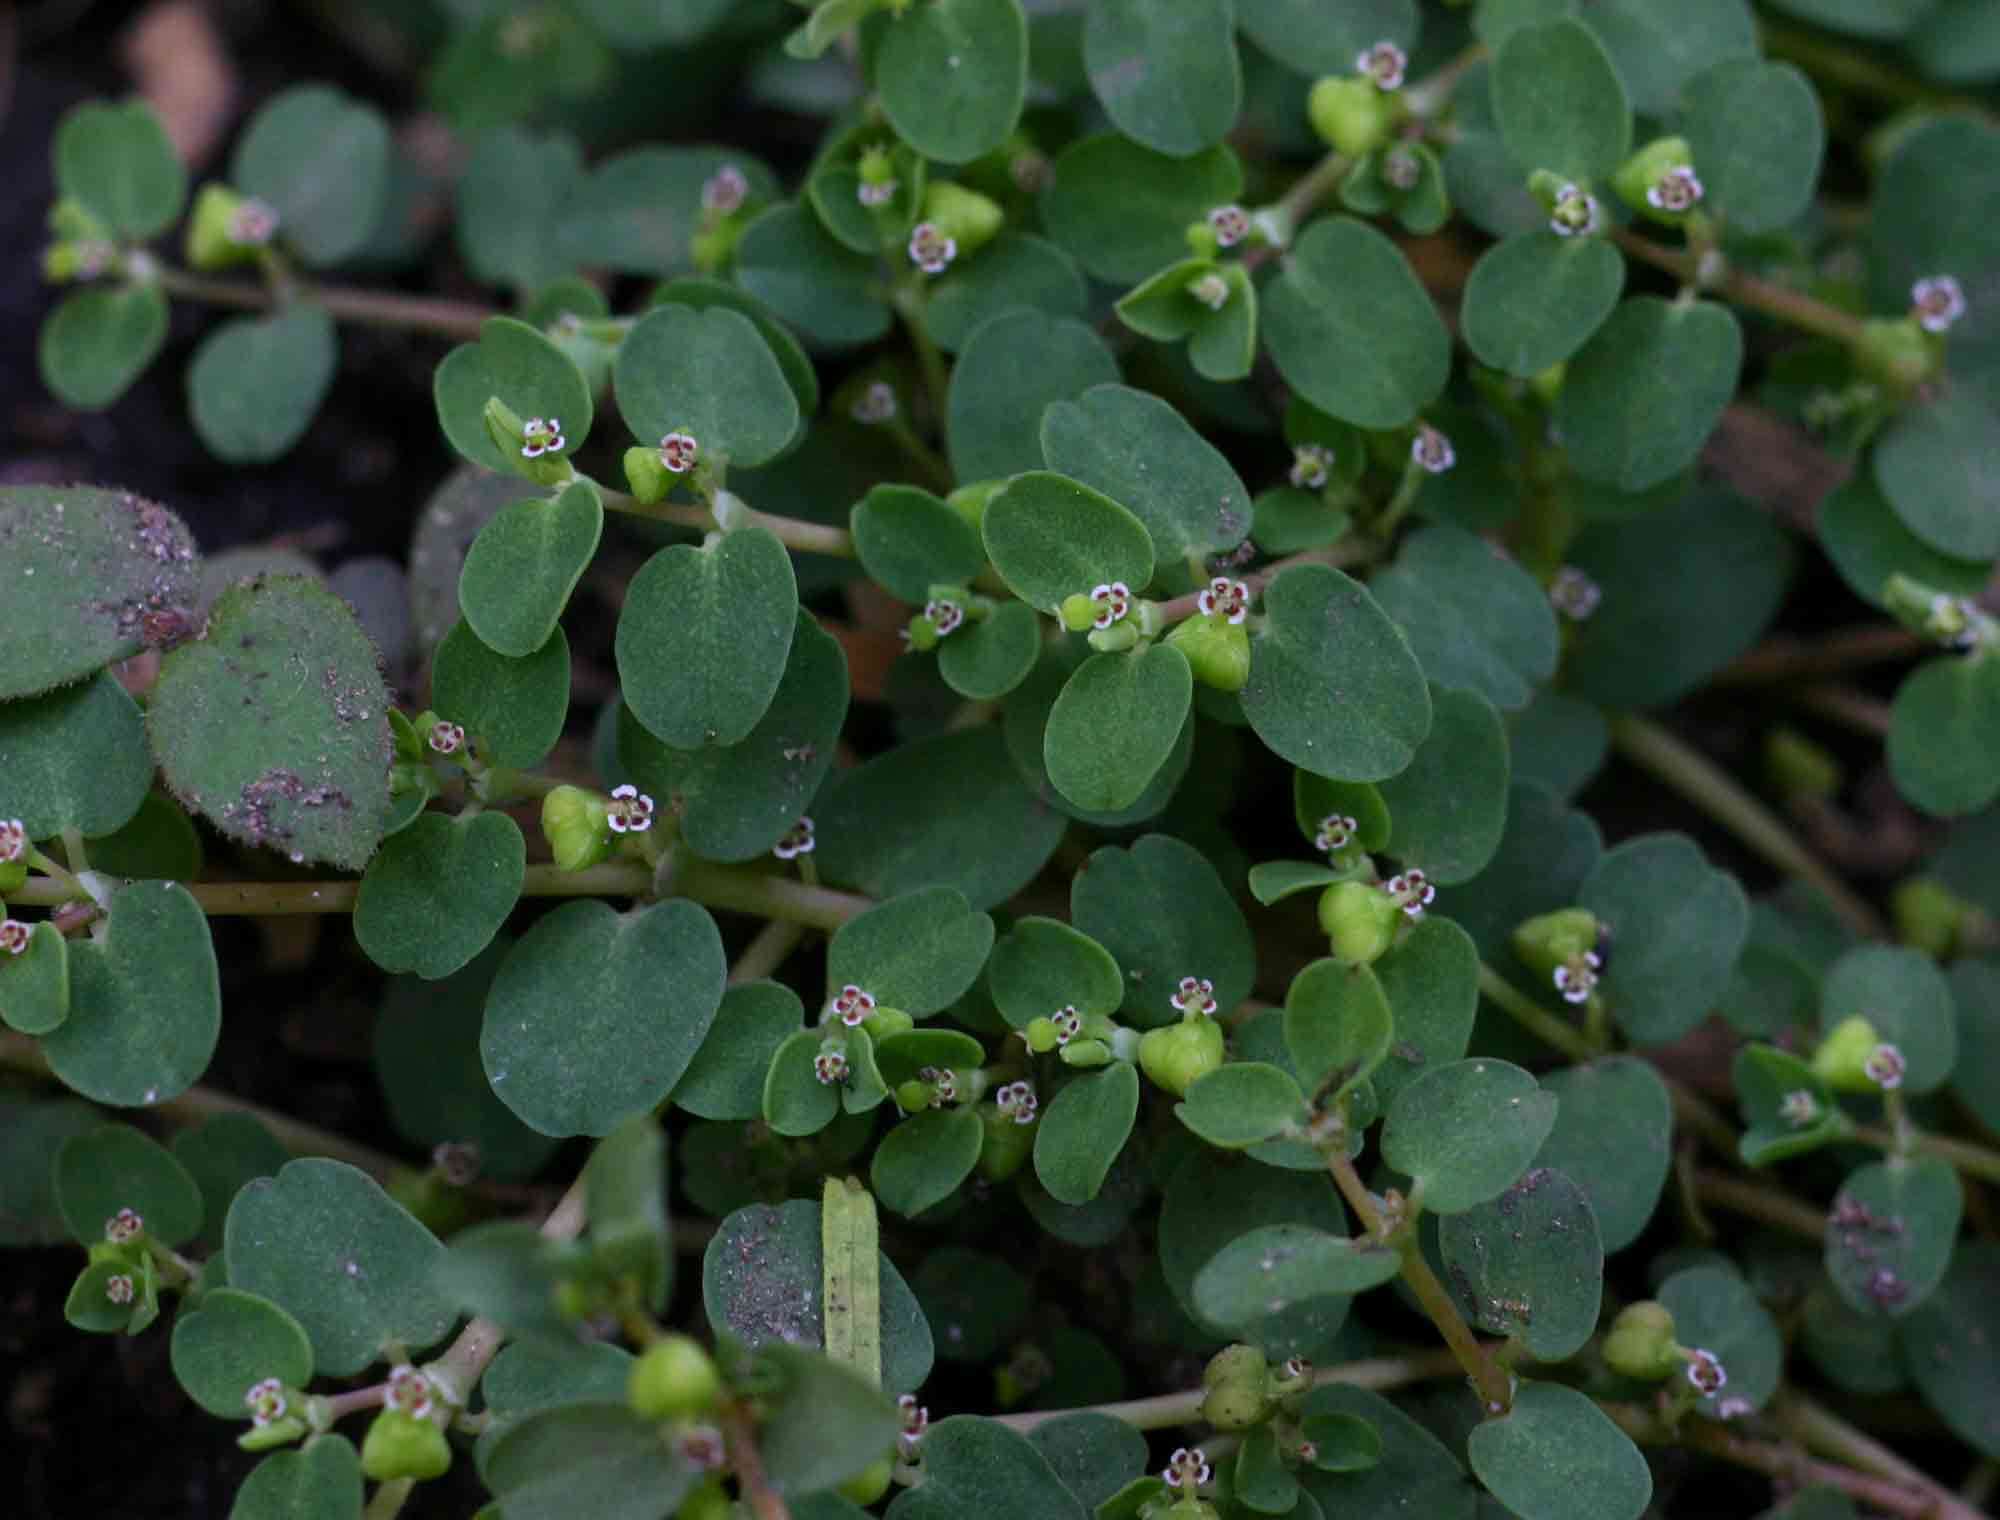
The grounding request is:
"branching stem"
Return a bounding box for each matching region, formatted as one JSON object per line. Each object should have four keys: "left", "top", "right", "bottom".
{"left": 597, "top": 484, "right": 855, "bottom": 559}
{"left": 1855, "top": 1124, "right": 2000, "bottom": 1185}
{"left": 1611, "top": 230, "right": 1869, "bottom": 346}
{"left": 1475, "top": 963, "right": 1594, "bottom": 1062}
{"left": 152, "top": 265, "right": 493, "bottom": 340}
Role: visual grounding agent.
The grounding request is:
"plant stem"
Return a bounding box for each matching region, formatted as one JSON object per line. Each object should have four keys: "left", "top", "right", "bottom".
{"left": 1756, "top": 12, "right": 1994, "bottom": 119}
{"left": 1664, "top": 1077, "right": 1743, "bottom": 1159}
{"left": 991, "top": 1348, "right": 1464, "bottom": 1433}
{"left": 1717, "top": 626, "right": 1926, "bottom": 685}
{"left": 1151, "top": 542, "right": 1372, "bottom": 626}
{"left": 1608, "top": 714, "right": 1886, "bottom": 939}
{"left": 1775, "top": 1390, "right": 1972, "bottom": 1506}
{"left": 1475, "top": 963, "right": 1595, "bottom": 1062}
{"left": 730, "top": 918, "right": 806, "bottom": 984}
{"left": 361, "top": 1478, "right": 414, "bottom": 1520}
{"left": 1611, "top": 230, "right": 1869, "bottom": 345}
{"left": 1326, "top": 1151, "right": 1514, "bottom": 1413}
{"left": 1693, "top": 1169, "right": 1827, "bottom": 1242}
{"left": 890, "top": 280, "right": 951, "bottom": 435}
{"left": 596, "top": 484, "right": 856, "bottom": 559}
{"left": 151, "top": 265, "right": 494, "bottom": 340}
{"left": 1790, "top": 683, "right": 1893, "bottom": 738}
{"left": 1855, "top": 1124, "right": 2000, "bottom": 1185}
{"left": 1261, "top": 150, "right": 1352, "bottom": 249}
{"left": 721, "top": 1399, "right": 792, "bottom": 1520}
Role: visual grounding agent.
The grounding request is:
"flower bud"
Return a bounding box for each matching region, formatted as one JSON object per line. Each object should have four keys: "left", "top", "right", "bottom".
{"left": 1166, "top": 614, "right": 1251, "bottom": 692}
{"left": 921, "top": 181, "right": 1005, "bottom": 259}
{"left": 838, "top": 1458, "right": 895, "bottom": 1507}
{"left": 624, "top": 445, "right": 673, "bottom": 505}
{"left": 1308, "top": 76, "right": 1392, "bottom": 157}
{"left": 1059, "top": 592, "right": 1100, "bottom": 632}
{"left": 1611, "top": 137, "right": 1700, "bottom": 223}
{"left": 360, "top": 1407, "right": 453, "bottom": 1482}
{"left": 629, "top": 1335, "right": 724, "bottom": 1421}
{"left": 1529, "top": 362, "right": 1566, "bottom": 406}
{"left": 1854, "top": 318, "right": 1939, "bottom": 394}
{"left": 1199, "top": 1344, "right": 1272, "bottom": 1430}
{"left": 1318, "top": 880, "right": 1401, "bottom": 967}
{"left": 1891, "top": 877, "right": 1978, "bottom": 959}
{"left": 1137, "top": 1015, "right": 1226, "bottom": 1097}
{"left": 1812, "top": 1014, "right": 1886, "bottom": 1093}
{"left": 1602, "top": 1301, "right": 1680, "bottom": 1380}
{"left": 541, "top": 785, "right": 612, "bottom": 872}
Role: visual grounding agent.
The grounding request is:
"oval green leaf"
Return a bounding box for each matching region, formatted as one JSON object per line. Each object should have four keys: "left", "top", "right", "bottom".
{"left": 187, "top": 304, "right": 337, "bottom": 464}
{"left": 981, "top": 471, "right": 1155, "bottom": 614}
{"left": 877, "top": 0, "right": 1028, "bottom": 164}
{"left": 354, "top": 811, "right": 525, "bottom": 980}
{"left": 170, "top": 1288, "right": 313, "bottom": 1417}
{"left": 230, "top": 85, "right": 391, "bottom": 266}
{"left": 1468, "top": 1381, "right": 1650, "bottom": 1520}
{"left": 1083, "top": 0, "right": 1240, "bottom": 157}
{"left": 1045, "top": 646, "right": 1192, "bottom": 813}
{"left": 1461, "top": 233, "right": 1624, "bottom": 379}
{"left": 1557, "top": 298, "right": 1742, "bottom": 492}
{"left": 1036, "top": 1062, "right": 1141, "bottom": 1205}
{"left": 1381, "top": 1059, "right": 1557, "bottom": 1214}
{"left": 1440, "top": 1167, "right": 1603, "bottom": 1360}
{"left": 433, "top": 316, "right": 593, "bottom": 477}
{"left": 1070, "top": 833, "right": 1257, "bottom": 1029}
{"left": 874, "top": 1107, "right": 987, "bottom": 1217}
{"left": 1491, "top": 19, "right": 1631, "bottom": 184}
{"left": 614, "top": 304, "right": 799, "bottom": 469}
{"left": 56, "top": 1122, "right": 204, "bottom": 1247}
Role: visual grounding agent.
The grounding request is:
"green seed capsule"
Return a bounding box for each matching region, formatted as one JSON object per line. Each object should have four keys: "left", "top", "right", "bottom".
{"left": 1318, "top": 880, "right": 1400, "bottom": 967}
{"left": 1308, "top": 76, "right": 1391, "bottom": 157}
{"left": 541, "top": 785, "right": 612, "bottom": 873}
{"left": 838, "top": 1455, "right": 895, "bottom": 1506}
{"left": 1812, "top": 1014, "right": 1886, "bottom": 1093}
{"left": 1137, "top": 1016, "right": 1226, "bottom": 1097}
{"left": 629, "top": 1334, "right": 724, "bottom": 1421}
{"left": 1602, "top": 1301, "right": 1681, "bottom": 1381}
{"left": 360, "top": 1408, "right": 453, "bottom": 1481}
{"left": 1200, "top": 1343, "right": 1273, "bottom": 1430}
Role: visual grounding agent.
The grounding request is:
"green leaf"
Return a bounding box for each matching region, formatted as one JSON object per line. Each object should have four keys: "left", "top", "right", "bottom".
{"left": 1070, "top": 834, "right": 1257, "bottom": 1029}
{"left": 648, "top": 278, "right": 820, "bottom": 434}
{"left": 1377, "top": 685, "right": 1510, "bottom": 885}
{"left": 1873, "top": 383, "right": 2000, "bottom": 562}
{"left": 1580, "top": 833, "right": 1749, "bottom": 1045}
{"left": 1467, "top": 1381, "right": 1650, "bottom": 1520}
{"left": 484, "top": 1403, "right": 697, "bottom": 1520}
{"left": 226, "top": 1159, "right": 454, "bottom": 1376}
{"left": 877, "top": 0, "right": 1028, "bottom": 164}
{"left": 1734, "top": 1043, "right": 1847, "bottom": 1166}
{"left": 938, "top": 600, "right": 1042, "bottom": 699}
{"left": 0, "top": 670, "right": 151, "bottom": 839}
{"left": 0, "top": 1096, "right": 98, "bottom": 1246}
{"left": 1296, "top": 1384, "right": 1470, "bottom": 1519}
{"left": 1818, "top": 944, "right": 1957, "bottom": 1093}
{"left": 188, "top": 304, "right": 338, "bottom": 463}
{"left": 948, "top": 312, "right": 1120, "bottom": 483}
{"left": 559, "top": 147, "right": 776, "bottom": 277}
{"left": 1532, "top": 1057, "right": 1672, "bottom": 1251}
{"left": 886, "top": 1416, "right": 1088, "bottom": 1520}
{"left": 672, "top": 981, "right": 803, "bottom": 1121}
{"left": 1826, "top": 1157, "right": 1961, "bottom": 1318}
{"left": 1046, "top": 646, "right": 1193, "bottom": 813}
{"left": 1371, "top": 524, "right": 1561, "bottom": 713}
{"left": 56, "top": 1123, "right": 204, "bottom": 1246}
{"left": 1263, "top": 218, "right": 1451, "bottom": 429}
{"left": 39, "top": 283, "right": 169, "bottom": 410}
{"left": 1492, "top": 20, "right": 1631, "bottom": 184}
{"left": 703, "top": 1199, "right": 933, "bottom": 1395}
{"left": 375, "top": 941, "right": 562, "bottom": 1182}
{"left": 1820, "top": 473, "right": 1990, "bottom": 610}
{"left": 1382, "top": 1059, "right": 1557, "bottom": 1214}
{"left": 1441, "top": 1168, "right": 1603, "bottom": 1360}
{"left": 814, "top": 727, "right": 1067, "bottom": 910}
{"left": 1577, "top": 0, "right": 1756, "bottom": 115}
{"left": 1557, "top": 298, "right": 1742, "bottom": 492}
{"left": 1039, "top": 134, "right": 1243, "bottom": 284}
{"left": 1001, "top": 641, "right": 1194, "bottom": 827}
{"left": 1036, "top": 1063, "right": 1141, "bottom": 1204}
{"left": 54, "top": 99, "right": 185, "bottom": 237}
{"left": 1897, "top": 1241, "right": 2000, "bottom": 1459}
{"left": 586, "top": 1113, "right": 672, "bottom": 1310}
{"left": 617, "top": 527, "right": 798, "bottom": 748}
{"left": 1564, "top": 488, "right": 1794, "bottom": 708}
{"left": 1461, "top": 234, "right": 1624, "bottom": 379}
{"left": 758, "top": 1343, "right": 906, "bottom": 1496}
{"left": 1889, "top": 656, "right": 2000, "bottom": 818}
{"left": 1372, "top": 917, "right": 1480, "bottom": 1110}
{"left": 874, "top": 1106, "right": 986, "bottom": 1216}
{"left": 912, "top": 1246, "right": 1032, "bottom": 1364}
{"left": 1194, "top": 1224, "right": 1400, "bottom": 1332}
{"left": 763, "top": 1029, "right": 841, "bottom": 1137}
{"left": 1242, "top": 562, "right": 1432, "bottom": 782}
{"left": 1435, "top": 784, "right": 1602, "bottom": 965}
{"left": 433, "top": 316, "right": 593, "bottom": 477}
{"left": 733, "top": 201, "right": 893, "bottom": 347}
{"left": 457, "top": 481, "right": 603, "bottom": 661}
{"left": 827, "top": 886, "right": 995, "bottom": 1016}
{"left": 1026, "top": 1412, "right": 1148, "bottom": 1511}
{"left": 1284, "top": 959, "right": 1393, "bottom": 1103}
{"left": 1802, "top": 1283, "right": 1906, "bottom": 1398}
{"left": 615, "top": 305, "right": 799, "bottom": 470}
{"left": 230, "top": 1438, "right": 363, "bottom": 1520}
{"left": 924, "top": 234, "right": 1087, "bottom": 353}
{"left": 1083, "top": 0, "right": 1240, "bottom": 157}
{"left": 354, "top": 812, "right": 524, "bottom": 979}
{"left": 850, "top": 485, "right": 986, "bottom": 604}
{"left": 1295, "top": 774, "right": 1392, "bottom": 854}
{"left": 41, "top": 882, "right": 219, "bottom": 1107}
{"left": 1177, "top": 1062, "right": 1306, "bottom": 1149}
{"left": 981, "top": 471, "right": 1154, "bottom": 614}
{"left": 150, "top": 576, "right": 391, "bottom": 869}
{"left": 871, "top": 1027, "right": 986, "bottom": 1090}
{"left": 1237, "top": 0, "right": 1416, "bottom": 75}
{"left": 1041, "top": 384, "right": 1252, "bottom": 562}
{"left": 455, "top": 126, "right": 582, "bottom": 291}
{"left": 1683, "top": 59, "right": 1824, "bottom": 235}
{"left": 170, "top": 1288, "right": 313, "bottom": 1417}
{"left": 1867, "top": 119, "right": 2000, "bottom": 360}
{"left": 987, "top": 918, "right": 1123, "bottom": 1029}
{"left": 481, "top": 899, "right": 727, "bottom": 1137}
{"left": 1907, "top": 0, "right": 2000, "bottom": 81}
{"left": 432, "top": 620, "right": 569, "bottom": 769}
{"left": 0, "top": 485, "right": 200, "bottom": 700}
{"left": 0, "top": 922, "right": 68, "bottom": 1035}
{"left": 1657, "top": 1263, "right": 1783, "bottom": 1414}
{"left": 1249, "top": 860, "right": 1358, "bottom": 905}
{"left": 619, "top": 609, "right": 846, "bottom": 861}
{"left": 1764, "top": 0, "right": 1932, "bottom": 41}
{"left": 170, "top": 1115, "right": 290, "bottom": 1253}
{"left": 1507, "top": 693, "right": 1609, "bottom": 801}
{"left": 231, "top": 85, "right": 391, "bottom": 266}
{"left": 1949, "top": 960, "right": 2000, "bottom": 1138}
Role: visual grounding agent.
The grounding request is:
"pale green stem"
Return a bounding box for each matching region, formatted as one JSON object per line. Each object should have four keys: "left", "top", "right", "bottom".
{"left": 890, "top": 280, "right": 951, "bottom": 434}
{"left": 1692, "top": 1169, "right": 1826, "bottom": 1242}
{"left": 362, "top": 1478, "right": 414, "bottom": 1520}
{"left": 1475, "top": 963, "right": 1594, "bottom": 1062}
{"left": 1608, "top": 713, "right": 1886, "bottom": 939}
{"left": 596, "top": 483, "right": 855, "bottom": 559}
{"left": 151, "top": 265, "right": 492, "bottom": 340}
{"left": 729, "top": 918, "right": 806, "bottom": 984}
{"left": 1259, "top": 150, "right": 1352, "bottom": 249}
{"left": 1610, "top": 230, "right": 1868, "bottom": 346}
{"left": 1854, "top": 1123, "right": 2000, "bottom": 1185}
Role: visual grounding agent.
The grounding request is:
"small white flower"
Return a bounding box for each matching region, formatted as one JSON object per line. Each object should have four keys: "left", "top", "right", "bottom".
{"left": 1290, "top": 445, "right": 1333, "bottom": 491}
{"left": 433, "top": 1140, "right": 481, "bottom": 1187}
{"left": 1164, "top": 1446, "right": 1213, "bottom": 1490}
{"left": 245, "top": 1378, "right": 288, "bottom": 1427}
{"left": 773, "top": 817, "right": 816, "bottom": 860}
{"left": 857, "top": 178, "right": 898, "bottom": 208}
{"left": 1358, "top": 40, "right": 1407, "bottom": 91}
{"left": 1778, "top": 1089, "right": 1820, "bottom": 1129}
{"left": 520, "top": 416, "right": 566, "bottom": 460}
{"left": 1912, "top": 275, "right": 1965, "bottom": 334}
{"left": 1549, "top": 566, "right": 1602, "bottom": 621}
{"left": 1090, "top": 581, "right": 1133, "bottom": 629}
{"left": 1383, "top": 147, "right": 1421, "bottom": 192}
{"left": 1052, "top": 1006, "right": 1084, "bottom": 1045}
{"left": 105, "top": 1273, "right": 135, "bottom": 1305}
{"left": 387, "top": 1364, "right": 435, "bottom": 1419}
{"left": 606, "top": 784, "right": 655, "bottom": 834}
{"left": 1868, "top": 1267, "right": 1909, "bottom": 1308}
{"left": 918, "top": 1065, "right": 959, "bottom": 1106}
{"left": 1411, "top": 423, "right": 1455, "bottom": 474}
{"left": 814, "top": 1048, "right": 850, "bottom": 1085}
{"left": 227, "top": 199, "right": 279, "bottom": 247}
{"left": 1684, "top": 1348, "right": 1727, "bottom": 1395}
{"left": 1208, "top": 204, "right": 1251, "bottom": 248}
{"left": 898, "top": 1394, "right": 929, "bottom": 1460}
{"left": 1552, "top": 950, "right": 1602, "bottom": 1005}
{"left": 1187, "top": 272, "right": 1231, "bottom": 311}
{"left": 1864, "top": 1042, "right": 1907, "bottom": 1091}
{"left": 996, "top": 1080, "right": 1038, "bottom": 1124}
{"left": 1170, "top": 976, "right": 1218, "bottom": 1017}
{"left": 1384, "top": 870, "right": 1434, "bottom": 920}
{"left": 1315, "top": 813, "right": 1358, "bottom": 853}
{"left": 1549, "top": 183, "right": 1602, "bottom": 238}
{"left": 1715, "top": 1396, "right": 1754, "bottom": 1420}
{"left": 850, "top": 382, "right": 898, "bottom": 425}
{"left": 1646, "top": 165, "right": 1704, "bottom": 213}
{"left": 908, "top": 222, "right": 957, "bottom": 275}
{"left": 0, "top": 818, "right": 27, "bottom": 862}
{"left": 1282, "top": 1356, "right": 1311, "bottom": 1382}
{"left": 678, "top": 1423, "right": 728, "bottom": 1469}
{"left": 428, "top": 721, "right": 465, "bottom": 756}
{"left": 1196, "top": 577, "right": 1251, "bottom": 624}
{"left": 826, "top": 984, "right": 877, "bottom": 1026}
{"left": 925, "top": 598, "right": 965, "bottom": 638}
{"left": 659, "top": 431, "right": 699, "bottom": 474}
{"left": 0, "top": 919, "right": 29, "bottom": 956}
{"left": 105, "top": 1208, "right": 144, "bottom": 1244}
{"left": 1295, "top": 1440, "right": 1320, "bottom": 1464}
{"left": 701, "top": 165, "right": 749, "bottom": 216}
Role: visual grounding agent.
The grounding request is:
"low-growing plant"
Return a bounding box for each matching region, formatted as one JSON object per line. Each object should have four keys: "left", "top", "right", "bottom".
{"left": 8, "top": 2, "right": 2000, "bottom": 1518}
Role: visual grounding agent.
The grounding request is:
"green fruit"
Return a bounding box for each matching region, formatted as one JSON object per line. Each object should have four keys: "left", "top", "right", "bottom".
{"left": 1812, "top": 1014, "right": 1886, "bottom": 1094}
{"left": 1891, "top": 877, "right": 1977, "bottom": 959}
{"left": 628, "top": 1335, "right": 725, "bottom": 1421}
{"left": 1765, "top": 728, "right": 1843, "bottom": 803}
{"left": 922, "top": 181, "right": 1005, "bottom": 257}
{"left": 1137, "top": 1016, "right": 1226, "bottom": 1097}
{"left": 676, "top": 1478, "right": 735, "bottom": 1520}
{"left": 1610, "top": 136, "right": 1695, "bottom": 221}
{"left": 1166, "top": 615, "right": 1251, "bottom": 693}
{"left": 542, "top": 785, "right": 612, "bottom": 872}
{"left": 1200, "top": 1343, "right": 1272, "bottom": 1430}
{"left": 1308, "top": 76, "right": 1391, "bottom": 157}
{"left": 839, "top": 1455, "right": 895, "bottom": 1506}
{"left": 1854, "top": 317, "right": 1939, "bottom": 395}
{"left": 624, "top": 445, "right": 673, "bottom": 505}
{"left": 184, "top": 183, "right": 257, "bottom": 271}
{"left": 862, "top": 1007, "right": 915, "bottom": 1039}
{"left": 360, "top": 1408, "right": 453, "bottom": 1482}
{"left": 1510, "top": 908, "right": 1601, "bottom": 979}
{"left": 977, "top": 1107, "right": 1034, "bottom": 1182}
{"left": 1318, "top": 881, "right": 1400, "bottom": 967}
{"left": 1602, "top": 1301, "right": 1681, "bottom": 1381}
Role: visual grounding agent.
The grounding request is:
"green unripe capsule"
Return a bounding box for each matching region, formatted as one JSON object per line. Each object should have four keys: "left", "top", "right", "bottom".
{"left": 1059, "top": 592, "right": 1100, "bottom": 632}
{"left": 1308, "top": 76, "right": 1391, "bottom": 157}
{"left": 921, "top": 181, "right": 1005, "bottom": 258}
{"left": 1511, "top": 908, "right": 1601, "bottom": 977}
{"left": 361, "top": 1407, "right": 453, "bottom": 1482}
{"left": 238, "top": 1413, "right": 308, "bottom": 1452}
{"left": 1318, "top": 880, "right": 1400, "bottom": 967}
{"left": 184, "top": 184, "right": 261, "bottom": 271}
{"left": 1602, "top": 1301, "right": 1681, "bottom": 1381}
{"left": 1611, "top": 136, "right": 1700, "bottom": 224}
{"left": 1813, "top": 1014, "right": 1888, "bottom": 1093}
{"left": 946, "top": 479, "right": 1003, "bottom": 534}
{"left": 838, "top": 1456, "right": 895, "bottom": 1506}
{"left": 1891, "top": 877, "right": 1978, "bottom": 959}
{"left": 1200, "top": 1343, "right": 1273, "bottom": 1430}
{"left": 1137, "top": 1015, "right": 1226, "bottom": 1097}
{"left": 977, "top": 1106, "right": 1035, "bottom": 1182}
{"left": 1764, "top": 727, "right": 1843, "bottom": 802}
{"left": 1165, "top": 615, "right": 1251, "bottom": 693}
{"left": 624, "top": 445, "right": 674, "bottom": 505}
{"left": 1022, "top": 1016, "right": 1063, "bottom": 1053}
{"left": 1058, "top": 1036, "right": 1112, "bottom": 1067}
{"left": 541, "top": 785, "right": 613, "bottom": 872}
{"left": 628, "top": 1334, "right": 724, "bottom": 1421}
{"left": 862, "top": 1007, "right": 915, "bottom": 1040}
{"left": 1854, "top": 317, "right": 1940, "bottom": 395}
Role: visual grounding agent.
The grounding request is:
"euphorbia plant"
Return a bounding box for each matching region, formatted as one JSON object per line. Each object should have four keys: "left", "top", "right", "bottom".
{"left": 8, "top": 2, "right": 2000, "bottom": 1519}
